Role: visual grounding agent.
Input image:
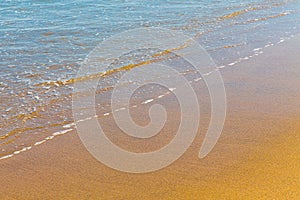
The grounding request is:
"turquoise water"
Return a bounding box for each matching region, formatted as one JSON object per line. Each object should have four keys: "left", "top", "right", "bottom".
{"left": 0, "top": 0, "right": 299, "bottom": 156}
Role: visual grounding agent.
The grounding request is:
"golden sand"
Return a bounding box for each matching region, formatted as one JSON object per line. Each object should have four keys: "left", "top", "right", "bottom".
{"left": 172, "top": 128, "right": 300, "bottom": 199}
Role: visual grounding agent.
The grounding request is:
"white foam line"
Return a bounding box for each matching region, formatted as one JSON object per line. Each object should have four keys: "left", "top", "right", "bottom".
{"left": 13, "top": 150, "right": 21, "bottom": 155}
{"left": 29, "top": 129, "right": 73, "bottom": 154}
{"left": 30, "top": 129, "right": 73, "bottom": 151}
{"left": 77, "top": 118, "right": 86, "bottom": 123}
{"left": 194, "top": 77, "right": 202, "bottom": 82}
{"left": 19, "top": 147, "right": 28, "bottom": 152}
{"left": 253, "top": 48, "right": 262, "bottom": 51}
{"left": 169, "top": 87, "right": 176, "bottom": 91}
{"left": 204, "top": 71, "right": 215, "bottom": 76}
{"left": 52, "top": 129, "right": 73, "bottom": 136}
{"left": 63, "top": 123, "right": 75, "bottom": 128}
{"left": 103, "top": 113, "right": 110, "bottom": 116}
{"left": 180, "top": 72, "right": 189, "bottom": 75}
{"left": 142, "top": 99, "right": 154, "bottom": 104}
{"left": 157, "top": 94, "right": 165, "bottom": 99}
{"left": 26, "top": 146, "right": 32, "bottom": 150}
{"left": 0, "top": 145, "right": 37, "bottom": 160}
{"left": 46, "top": 135, "right": 54, "bottom": 140}
{"left": 34, "top": 140, "right": 46, "bottom": 146}
{"left": 217, "top": 65, "right": 225, "bottom": 69}
{"left": 0, "top": 154, "right": 13, "bottom": 160}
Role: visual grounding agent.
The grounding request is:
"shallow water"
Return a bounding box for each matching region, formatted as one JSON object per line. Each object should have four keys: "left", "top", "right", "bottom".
{"left": 0, "top": 0, "right": 300, "bottom": 158}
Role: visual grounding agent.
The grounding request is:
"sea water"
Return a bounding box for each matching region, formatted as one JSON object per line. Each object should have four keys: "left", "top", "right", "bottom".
{"left": 0, "top": 0, "right": 299, "bottom": 157}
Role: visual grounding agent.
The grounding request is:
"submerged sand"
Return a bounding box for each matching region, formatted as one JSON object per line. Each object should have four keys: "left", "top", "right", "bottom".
{"left": 0, "top": 34, "right": 299, "bottom": 199}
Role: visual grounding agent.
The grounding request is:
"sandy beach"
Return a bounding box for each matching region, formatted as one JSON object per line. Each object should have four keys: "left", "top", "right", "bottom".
{"left": 0, "top": 28, "right": 299, "bottom": 200}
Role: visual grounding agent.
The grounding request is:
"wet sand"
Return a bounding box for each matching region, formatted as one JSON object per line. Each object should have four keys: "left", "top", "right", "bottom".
{"left": 1, "top": 34, "right": 300, "bottom": 199}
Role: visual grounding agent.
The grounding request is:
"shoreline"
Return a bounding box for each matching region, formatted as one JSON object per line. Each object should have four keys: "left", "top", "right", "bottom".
{"left": 0, "top": 34, "right": 296, "bottom": 161}
{"left": 1, "top": 34, "right": 299, "bottom": 199}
